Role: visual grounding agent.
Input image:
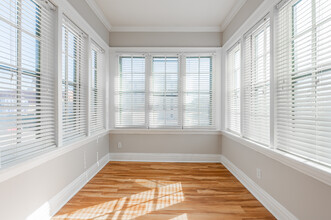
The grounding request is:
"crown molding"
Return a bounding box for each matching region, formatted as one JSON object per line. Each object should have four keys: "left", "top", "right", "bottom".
{"left": 110, "top": 26, "right": 222, "bottom": 33}
{"left": 85, "top": 0, "right": 112, "bottom": 31}
{"left": 220, "top": 0, "right": 247, "bottom": 31}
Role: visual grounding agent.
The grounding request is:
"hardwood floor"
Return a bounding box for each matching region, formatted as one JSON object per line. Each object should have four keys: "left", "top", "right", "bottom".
{"left": 53, "top": 162, "right": 275, "bottom": 220}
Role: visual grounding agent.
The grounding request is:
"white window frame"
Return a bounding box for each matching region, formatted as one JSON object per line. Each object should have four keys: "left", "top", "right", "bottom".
{"left": 149, "top": 55, "right": 181, "bottom": 129}
{"left": 0, "top": 0, "right": 58, "bottom": 167}
{"left": 221, "top": 0, "right": 331, "bottom": 187}
{"left": 225, "top": 41, "right": 241, "bottom": 134}
{"left": 242, "top": 15, "right": 271, "bottom": 146}
{"left": 0, "top": 0, "right": 109, "bottom": 180}
{"left": 111, "top": 48, "right": 221, "bottom": 132}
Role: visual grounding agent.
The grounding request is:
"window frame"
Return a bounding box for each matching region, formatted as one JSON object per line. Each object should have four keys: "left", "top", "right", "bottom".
{"left": 149, "top": 55, "right": 181, "bottom": 129}
{"left": 183, "top": 55, "right": 215, "bottom": 129}
{"left": 0, "top": 0, "right": 109, "bottom": 173}
{"left": 113, "top": 51, "right": 218, "bottom": 130}
{"left": 225, "top": 42, "right": 241, "bottom": 134}
{"left": 115, "top": 55, "right": 147, "bottom": 128}
{"left": 0, "top": 0, "right": 57, "bottom": 167}
{"left": 243, "top": 16, "right": 271, "bottom": 147}
{"left": 61, "top": 17, "right": 88, "bottom": 144}
{"left": 221, "top": 0, "right": 331, "bottom": 186}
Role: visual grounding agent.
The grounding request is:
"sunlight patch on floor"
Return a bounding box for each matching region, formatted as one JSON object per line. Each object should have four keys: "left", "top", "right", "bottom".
{"left": 53, "top": 181, "right": 185, "bottom": 220}
{"left": 170, "top": 213, "right": 188, "bottom": 220}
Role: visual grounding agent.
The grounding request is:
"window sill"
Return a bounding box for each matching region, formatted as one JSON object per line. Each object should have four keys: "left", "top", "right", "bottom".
{"left": 221, "top": 130, "right": 331, "bottom": 187}
{"left": 110, "top": 129, "right": 221, "bottom": 135}
{"left": 0, "top": 130, "right": 110, "bottom": 184}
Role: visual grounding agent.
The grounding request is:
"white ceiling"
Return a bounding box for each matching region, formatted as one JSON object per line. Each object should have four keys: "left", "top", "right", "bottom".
{"left": 90, "top": 0, "right": 246, "bottom": 32}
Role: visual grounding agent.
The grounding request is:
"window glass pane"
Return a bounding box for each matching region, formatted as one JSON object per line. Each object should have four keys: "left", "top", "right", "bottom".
{"left": 243, "top": 19, "right": 270, "bottom": 145}
{"left": 0, "top": 20, "right": 17, "bottom": 67}
{"left": 116, "top": 57, "right": 146, "bottom": 127}
{"left": 184, "top": 56, "right": 213, "bottom": 128}
{"left": 62, "top": 17, "right": 87, "bottom": 143}
{"left": 150, "top": 57, "right": 179, "bottom": 127}
{"left": 21, "top": 33, "right": 40, "bottom": 72}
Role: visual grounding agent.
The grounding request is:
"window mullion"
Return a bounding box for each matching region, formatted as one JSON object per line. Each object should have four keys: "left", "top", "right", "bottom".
{"left": 240, "top": 38, "right": 245, "bottom": 138}
{"left": 145, "top": 54, "right": 151, "bottom": 129}
{"left": 16, "top": 0, "right": 23, "bottom": 146}
{"left": 179, "top": 54, "right": 185, "bottom": 129}
{"left": 311, "top": 0, "right": 318, "bottom": 159}
{"left": 270, "top": 8, "right": 276, "bottom": 149}
{"left": 54, "top": 6, "right": 63, "bottom": 148}
{"left": 164, "top": 57, "right": 167, "bottom": 126}
{"left": 87, "top": 37, "right": 92, "bottom": 136}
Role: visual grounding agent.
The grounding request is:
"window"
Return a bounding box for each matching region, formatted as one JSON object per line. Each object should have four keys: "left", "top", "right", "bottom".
{"left": 150, "top": 56, "right": 180, "bottom": 128}
{"left": 276, "top": 0, "right": 331, "bottom": 166}
{"left": 62, "top": 16, "right": 88, "bottom": 143}
{"left": 0, "top": 0, "right": 56, "bottom": 166}
{"left": 115, "top": 54, "right": 215, "bottom": 129}
{"left": 115, "top": 56, "right": 146, "bottom": 128}
{"left": 226, "top": 43, "right": 241, "bottom": 134}
{"left": 183, "top": 56, "right": 214, "bottom": 128}
{"left": 90, "top": 41, "right": 105, "bottom": 134}
{"left": 243, "top": 17, "right": 270, "bottom": 145}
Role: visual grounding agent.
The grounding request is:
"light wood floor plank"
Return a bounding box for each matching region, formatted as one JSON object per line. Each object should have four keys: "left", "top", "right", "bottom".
{"left": 53, "top": 162, "right": 275, "bottom": 220}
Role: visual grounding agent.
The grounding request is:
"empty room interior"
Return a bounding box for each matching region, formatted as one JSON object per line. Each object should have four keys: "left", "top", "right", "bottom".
{"left": 0, "top": 0, "right": 331, "bottom": 219}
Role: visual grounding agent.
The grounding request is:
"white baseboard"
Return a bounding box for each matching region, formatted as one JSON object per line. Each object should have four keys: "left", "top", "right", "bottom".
{"left": 27, "top": 153, "right": 110, "bottom": 220}
{"left": 109, "top": 152, "right": 222, "bottom": 163}
{"left": 220, "top": 155, "right": 297, "bottom": 220}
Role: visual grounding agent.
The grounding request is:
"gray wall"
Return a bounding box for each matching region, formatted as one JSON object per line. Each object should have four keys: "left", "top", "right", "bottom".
{"left": 109, "top": 32, "right": 222, "bottom": 47}
{"left": 68, "top": 0, "right": 109, "bottom": 44}
{"left": 0, "top": 134, "right": 109, "bottom": 220}
{"left": 222, "top": 0, "right": 263, "bottom": 45}
{"left": 110, "top": 134, "right": 221, "bottom": 154}
{"left": 222, "top": 136, "right": 331, "bottom": 220}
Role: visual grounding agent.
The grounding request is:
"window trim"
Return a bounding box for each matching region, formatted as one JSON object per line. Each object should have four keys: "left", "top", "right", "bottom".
{"left": 110, "top": 129, "right": 220, "bottom": 135}
{"left": 221, "top": 0, "right": 331, "bottom": 185}
{"left": 225, "top": 41, "right": 242, "bottom": 135}
{"left": 242, "top": 16, "right": 271, "bottom": 146}
{"left": 0, "top": 0, "right": 57, "bottom": 167}
{"left": 149, "top": 55, "right": 181, "bottom": 129}
{"left": 0, "top": 0, "right": 109, "bottom": 171}
{"left": 111, "top": 47, "right": 221, "bottom": 130}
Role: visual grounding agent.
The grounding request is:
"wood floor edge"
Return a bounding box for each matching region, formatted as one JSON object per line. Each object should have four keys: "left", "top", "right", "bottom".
{"left": 220, "top": 155, "right": 298, "bottom": 220}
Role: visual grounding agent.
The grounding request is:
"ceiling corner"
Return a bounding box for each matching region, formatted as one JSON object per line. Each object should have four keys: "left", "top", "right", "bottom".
{"left": 220, "top": 0, "right": 247, "bottom": 32}
{"left": 85, "top": 0, "right": 112, "bottom": 31}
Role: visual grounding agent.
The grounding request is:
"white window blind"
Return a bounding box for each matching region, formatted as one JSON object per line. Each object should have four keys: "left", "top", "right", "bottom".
{"left": 276, "top": 0, "right": 331, "bottom": 166}
{"left": 115, "top": 56, "right": 146, "bottom": 128}
{"left": 150, "top": 56, "right": 180, "bottom": 128}
{"left": 62, "top": 15, "right": 88, "bottom": 143}
{"left": 0, "top": 0, "right": 56, "bottom": 166}
{"left": 90, "top": 41, "right": 105, "bottom": 134}
{"left": 243, "top": 17, "right": 270, "bottom": 145}
{"left": 183, "top": 56, "right": 214, "bottom": 128}
{"left": 226, "top": 43, "right": 241, "bottom": 134}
